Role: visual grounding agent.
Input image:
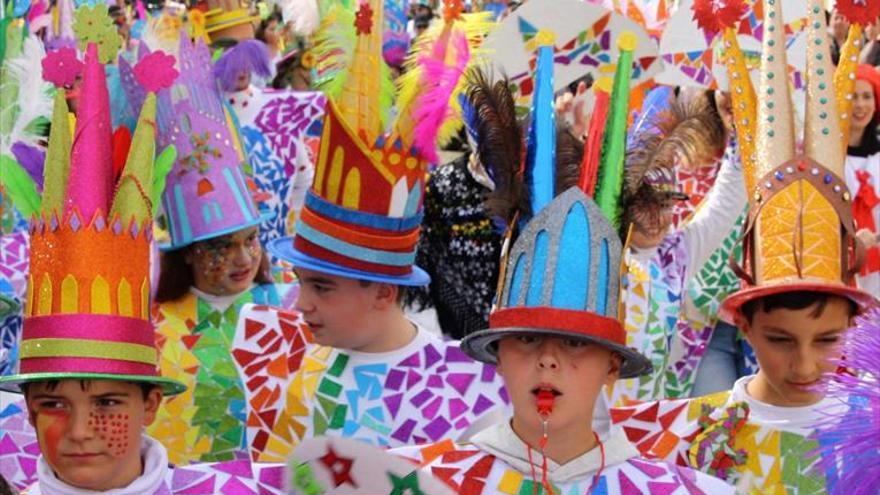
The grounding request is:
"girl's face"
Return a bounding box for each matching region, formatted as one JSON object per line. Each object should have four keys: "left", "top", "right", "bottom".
{"left": 851, "top": 79, "right": 876, "bottom": 135}
{"left": 186, "top": 226, "right": 262, "bottom": 296}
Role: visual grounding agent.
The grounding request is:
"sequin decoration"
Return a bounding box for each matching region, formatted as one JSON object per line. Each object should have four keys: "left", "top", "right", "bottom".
{"left": 149, "top": 283, "right": 297, "bottom": 464}
{"left": 243, "top": 306, "right": 510, "bottom": 462}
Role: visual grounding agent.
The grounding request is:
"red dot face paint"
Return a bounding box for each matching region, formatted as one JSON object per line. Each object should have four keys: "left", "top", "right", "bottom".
{"left": 89, "top": 411, "right": 131, "bottom": 457}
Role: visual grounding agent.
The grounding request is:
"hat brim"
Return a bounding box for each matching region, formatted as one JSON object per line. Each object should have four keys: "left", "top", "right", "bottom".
{"left": 461, "top": 327, "right": 653, "bottom": 379}
{"left": 159, "top": 213, "right": 269, "bottom": 251}
{"left": 0, "top": 372, "right": 187, "bottom": 396}
{"left": 720, "top": 282, "right": 878, "bottom": 324}
{"left": 267, "top": 237, "right": 431, "bottom": 287}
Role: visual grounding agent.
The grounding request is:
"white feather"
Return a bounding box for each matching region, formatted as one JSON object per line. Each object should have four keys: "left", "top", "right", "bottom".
{"left": 279, "top": 0, "right": 319, "bottom": 36}
{"left": 3, "top": 35, "right": 54, "bottom": 152}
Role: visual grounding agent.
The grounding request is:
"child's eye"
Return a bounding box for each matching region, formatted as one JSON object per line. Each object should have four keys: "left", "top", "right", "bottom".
{"left": 517, "top": 335, "right": 538, "bottom": 344}
{"left": 96, "top": 398, "right": 122, "bottom": 407}
{"left": 817, "top": 336, "right": 841, "bottom": 345}
{"left": 564, "top": 339, "right": 589, "bottom": 348}
{"left": 766, "top": 336, "right": 792, "bottom": 344}
{"left": 313, "top": 285, "right": 330, "bottom": 294}
{"left": 35, "top": 400, "right": 67, "bottom": 411}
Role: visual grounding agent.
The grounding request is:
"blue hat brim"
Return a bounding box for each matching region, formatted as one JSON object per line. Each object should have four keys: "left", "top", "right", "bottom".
{"left": 267, "top": 237, "right": 431, "bottom": 287}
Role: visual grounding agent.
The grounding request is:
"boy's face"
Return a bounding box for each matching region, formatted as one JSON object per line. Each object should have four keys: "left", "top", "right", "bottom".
{"left": 737, "top": 298, "right": 852, "bottom": 407}
{"left": 294, "top": 268, "right": 396, "bottom": 350}
{"left": 496, "top": 335, "right": 619, "bottom": 436}
{"left": 25, "top": 380, "right": 162, "bottom": 491}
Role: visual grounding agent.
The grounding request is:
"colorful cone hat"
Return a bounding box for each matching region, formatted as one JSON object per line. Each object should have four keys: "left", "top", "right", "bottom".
{"left": 461, "top": 31, "right": 652, "bottom": 378}
{"left": 0, "top": 39, "right": 184, "bottom": 395}
{"left": 720, "top": 0, "right": 877, "bottom": 320}
{"left": 267, "top": 0, "right": 487, "bottom": 285}
{"left": 157, "top": 34, "right": 265, "bottom": 250}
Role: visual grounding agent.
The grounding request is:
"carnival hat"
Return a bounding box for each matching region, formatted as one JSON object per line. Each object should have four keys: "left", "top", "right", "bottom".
{"left": 461, "top": 30, "right": 651, "bottom": 378}
{"left": 719, "top": 0, "right": 877, "bottom": 321}
{"left": 0, "top": 17, "right": 184, "bottom": 394}
{"left": 268, "top": 0, "right": 492, "bottom": 285}
{"left": 152, "top": 34, "right": 267, "bottom": 250}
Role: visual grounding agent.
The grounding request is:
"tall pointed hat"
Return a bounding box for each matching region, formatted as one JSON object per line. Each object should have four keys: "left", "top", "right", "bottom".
{"left": 461, "top": 30, "right": 652, "bottom": 378}
{"left": 267, "top": 0, "right": 490, "bottom": 285}
{"left": 155, "top": 34, "right": 265, "bottom": 250}
{"left": 0, "top": 26, "right": 184, "bottom": 394}
{"left": 720, "top": 0, "right": 877, "bottom": 320}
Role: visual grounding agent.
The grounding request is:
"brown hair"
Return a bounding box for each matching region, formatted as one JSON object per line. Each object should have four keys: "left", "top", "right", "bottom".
{"left": 357, "top": 280, "right": 408, "bottom": 305}
{"left": 740, "top": 291, "right": 859, "bottom": 324}
{"left": 154, "top": 246, "right": 273, "bottom": 303}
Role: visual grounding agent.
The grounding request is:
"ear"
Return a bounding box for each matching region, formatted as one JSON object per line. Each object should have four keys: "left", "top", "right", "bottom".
{"left": 603, "top": 353, "right": 622, "bottom": 386}
{"left": 141, "top": 387, "right": 163, "bottom": 427}
{"left": 25, "top": 399, "right": 37, "bottom": 428}
{"left": 734, "top": 313, "right": 752, "bottom": 343}
{"left": 372, "top": 283, "right": 397, "bottom": 310}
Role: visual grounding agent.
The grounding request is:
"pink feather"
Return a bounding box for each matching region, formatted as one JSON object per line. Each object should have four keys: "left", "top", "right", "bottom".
{"left": 412, "top": 29, "right": 470, "bottom": 165}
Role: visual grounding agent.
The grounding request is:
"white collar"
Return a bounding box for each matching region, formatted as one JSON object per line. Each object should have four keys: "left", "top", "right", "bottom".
{"left": 729, "top": 375, "right": 849, "bottom": 433}
{"left": 470, "top": 419, "right": 639, "bottom": 484}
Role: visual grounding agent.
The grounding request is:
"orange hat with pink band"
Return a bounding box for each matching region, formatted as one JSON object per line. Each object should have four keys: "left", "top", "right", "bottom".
{"left": 0, "top": 7, "right": 185, "bottom": 395}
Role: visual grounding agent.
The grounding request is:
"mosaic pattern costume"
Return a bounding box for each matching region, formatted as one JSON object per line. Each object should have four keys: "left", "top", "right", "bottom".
{"left": 150, "top": 284, "right": 301, "bottom": 464}
{"left": 611, "top": 376, "right": 849, "bottom": 494}
{"left": 609, "top": 150, "right": 746, "bottom": 406}
{"left": 242, "top": 304, "right": 510, "bottom": 462}
{"left": 0, "top": 231, "right": 28, "bottom": 377}
{"left": 393, "top": 423, "right": 735, "bottom": 495}
{"left": 226, "top": 87, "right": 325, "bottom": 248}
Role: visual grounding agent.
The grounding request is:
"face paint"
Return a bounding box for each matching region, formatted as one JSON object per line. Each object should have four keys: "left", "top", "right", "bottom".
{"left": 35, "top": 409, "right": 68, "bottom": 465}
{"left": 191, "top": 234, "right": 261, "bottom": 277}
{"left": 89, "top": 412, "right": 130, "bottom": 457}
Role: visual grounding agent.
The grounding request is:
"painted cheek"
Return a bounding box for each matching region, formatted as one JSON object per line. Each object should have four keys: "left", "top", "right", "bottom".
{"left": 36, "top": 410, "right": 68, "bottom": 465}
{"left": 88, "top": 412, "right": 131, "bottom": 457}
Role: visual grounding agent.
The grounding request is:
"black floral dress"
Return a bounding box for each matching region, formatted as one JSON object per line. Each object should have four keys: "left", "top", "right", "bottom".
{"left": 408, "top": 155, "right": 502, "bottom": 339}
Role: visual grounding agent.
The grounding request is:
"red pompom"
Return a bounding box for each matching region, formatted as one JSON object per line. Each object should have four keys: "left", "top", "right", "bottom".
{"left": 836, "top": 0, "right": 880, "bottom": 26}
{"left": 692, "top": 0, "right": 747, "bottom": 35}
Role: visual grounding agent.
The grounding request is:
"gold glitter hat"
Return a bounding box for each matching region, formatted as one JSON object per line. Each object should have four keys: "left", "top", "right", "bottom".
{"left": 720, "top": 0, "right": 877, "bottom": 321}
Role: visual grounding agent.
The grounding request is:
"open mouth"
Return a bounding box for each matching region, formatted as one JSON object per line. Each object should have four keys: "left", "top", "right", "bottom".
{"left": 531, "top": 385, "right": 562, "bottom": 397}
{"left": 229, "top": 269, "right": 252, "bottom": 282}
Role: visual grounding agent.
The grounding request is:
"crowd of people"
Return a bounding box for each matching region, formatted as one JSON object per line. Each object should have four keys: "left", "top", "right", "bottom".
{"left": 0, "top": 0, "right": 878, "bottom": 494}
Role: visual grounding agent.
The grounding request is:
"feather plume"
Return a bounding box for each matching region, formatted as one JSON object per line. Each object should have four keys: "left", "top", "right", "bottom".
{"left": 280, "top": 0, "right": 320, "bottom": 36}
{"left": 621, "top": 89, "right": 723, "bottom": 235}
{"left": 397, "top": 11, "right": 494, "bottom": 151}
{"left": 465, "top": 69, "right": 526, "bottom": 226}
{"left": 411, "top": 29, "right": 470, "bottom": 163}
{"left": 812, "top": 308, "right": 880, "bottom": 495}
{"left": 312, "top": 5, "right": 356, "bottom": 99}
{"left": 4, "top": 35, "right": 53, "bottom": 152}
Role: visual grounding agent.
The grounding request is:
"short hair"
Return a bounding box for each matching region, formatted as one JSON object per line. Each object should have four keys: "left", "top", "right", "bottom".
{"left": 21, "top": 380, "right": 158, "bottom": 400}
{"left": 740, "top": 291, "right": 859, "bottom": 324}
{"left": 357, "top": 280, "right": 408, "bottom": 305}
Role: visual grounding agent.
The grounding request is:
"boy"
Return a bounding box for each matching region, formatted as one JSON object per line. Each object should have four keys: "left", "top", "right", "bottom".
{"left": 0, "top": 32, "right": 283, "bottom": 493}
{"left": 240, "top": 0, "right": 509, "bottom": 462}
{"left": 392, "top": 40, "right": 732, "bottom": 491}
{"left": 610, "top": 1, "right": 878, "bottom": 492}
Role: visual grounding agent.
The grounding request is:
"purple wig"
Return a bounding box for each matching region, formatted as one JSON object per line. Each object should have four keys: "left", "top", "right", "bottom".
{"left": 213, "top": 40, "right": 273, "bottom": 92}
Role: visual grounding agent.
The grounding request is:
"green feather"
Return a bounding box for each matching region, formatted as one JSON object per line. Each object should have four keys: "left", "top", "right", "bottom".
{"left": 0, "top": 154, "right": 41, "bottom": 217}
{"left": 152, "top": 144, "right": 176, "bottom": 215}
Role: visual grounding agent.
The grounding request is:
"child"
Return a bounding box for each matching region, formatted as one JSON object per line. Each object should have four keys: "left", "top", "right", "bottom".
{"left": 118, "top": 33, "right": 302, "bottom": 464}
{"left": 242, "top": 0, "right": 509, "bottom": 462}
{"left": 610, "top": 1, "right": 878, "bottom": 492}
{"left": 393, "top": 39, "right": 733, "bottom": 492}
{"left": 0, "top": 34, "right": 283, "bottom": 493}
